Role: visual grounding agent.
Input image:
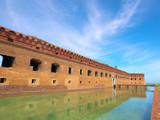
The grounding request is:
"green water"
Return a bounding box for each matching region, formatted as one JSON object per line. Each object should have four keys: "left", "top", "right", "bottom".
{"left": 0, "top": 87, "right": 154, "bottom": 120}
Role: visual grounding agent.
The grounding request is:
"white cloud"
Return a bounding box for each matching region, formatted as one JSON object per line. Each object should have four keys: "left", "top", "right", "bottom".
{"left": 2, "top": 0, "right": 159, "bottom": 83}
{"left": 123, "top": 49, "right": 152, "bottom": 64}
{"left": 4, "top": 0, "right": 143, "bottom": 59}
{"left": 120, "top": 60, "right": 160, "bottom": 83}
{"left": 84, "top": 0, "right": 141, "bottom": 39}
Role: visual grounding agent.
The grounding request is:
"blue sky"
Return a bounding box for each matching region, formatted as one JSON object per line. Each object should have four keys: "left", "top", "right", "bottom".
{"left": 0, "top": 0, "right": 160, "bottom": 83}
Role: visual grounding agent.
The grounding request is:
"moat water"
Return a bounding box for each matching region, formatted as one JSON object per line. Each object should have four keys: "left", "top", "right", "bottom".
{"left": 0, "top": 87, "right": 154, "bottom": 120}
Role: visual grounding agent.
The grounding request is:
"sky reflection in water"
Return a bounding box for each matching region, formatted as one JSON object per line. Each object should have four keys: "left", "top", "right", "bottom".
{"left": 0, "top": 87, "right": 154, "bottom": 120}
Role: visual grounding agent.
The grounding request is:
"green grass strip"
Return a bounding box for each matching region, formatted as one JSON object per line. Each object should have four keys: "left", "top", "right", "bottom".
{"left": 157, "top": 87, "right": 160, "bottom": 93}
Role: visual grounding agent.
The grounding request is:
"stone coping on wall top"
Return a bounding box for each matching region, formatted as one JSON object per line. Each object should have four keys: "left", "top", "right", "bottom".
{"left": 0, "top": 26, "right": 144, "bottom": 76}
{"left": 151, "top": 87, "right": 160, "bottom": 120}
{"left": 130, "top": 73, "right": 144, "bottom": 77}
{"left": 116, "top": 84, "right": 146, "bottom": 86}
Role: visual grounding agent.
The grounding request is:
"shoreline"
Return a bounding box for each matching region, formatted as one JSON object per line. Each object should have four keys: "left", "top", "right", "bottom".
{"left": 0, "top": 85, "right": 147, "bottom": 96}
{"left": 0, "top": 86, "right": 113, "bottom": 96}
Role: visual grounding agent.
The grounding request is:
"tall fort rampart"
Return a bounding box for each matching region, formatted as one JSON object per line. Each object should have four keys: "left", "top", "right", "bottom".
{"left": 0, "top": 26, "right": 145, "bottom": 92}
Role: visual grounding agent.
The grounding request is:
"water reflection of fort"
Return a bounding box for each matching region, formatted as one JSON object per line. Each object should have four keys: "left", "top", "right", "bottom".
{"left": 0, "top": 88, "right": 146, "bottom": 120}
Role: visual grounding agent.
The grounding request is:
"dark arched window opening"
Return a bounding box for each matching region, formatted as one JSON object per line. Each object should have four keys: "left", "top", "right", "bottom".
{"left": 80, "top": 69, "right": 82, "bottom": 75}
{"left": 53, "top": 80, "right": 56, "bottom": 84}
{"left": 0, "top": 55, "right": 15, "bottom": 67}
{"left": 95, "top": 71, "right": 98, "bottom": 77}
{"left": 31, "top": 79, "right": 36, "bottom": 84}
{"left": 8, "top": 38, "right": 14, "bottom": 42}
{"left": 36, "top": 47, "right": 40, "bottom": 50}
{"left": 0, "top": 78, "right": 6, "bottom": 83}
{"left": 68, "top": 67, "right": 71, "bottom": 74}
{"left": 105, "top": 73, "right": 107, "bottom": 78}
{"left": 30, "top": 59, "right": 41, "bottom": 71}
{"left": 51, "top": 63, "right": 59, "bottom": 73}
{"left": 88, "top": 70, "right": 91, "bottom": 76}
{"left": 101, "top": 72, "right": 103, "bottom": 77}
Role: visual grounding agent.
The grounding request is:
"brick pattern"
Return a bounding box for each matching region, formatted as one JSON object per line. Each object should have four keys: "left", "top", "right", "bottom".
{"left": 0, "top": 85, "right": 67, "bottom": 94}
{"left": 130, "top": 73, "right": 144, "bottom": 77}
{"left": 0, "top": 26, "right": 139, "bottom": 76}
{"left": 151, "top": 87, "right": 160, "bottom": 120}
{"left": 0, "top": 26, "right": 146, "bottom": 90}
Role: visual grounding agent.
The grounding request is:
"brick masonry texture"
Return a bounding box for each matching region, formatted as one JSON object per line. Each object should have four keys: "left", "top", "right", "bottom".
{"left": 0, "top": 26, "right": 146, "bottom": 92}
{"left": 151, "top": 87, "right": 160, "bottom": 120}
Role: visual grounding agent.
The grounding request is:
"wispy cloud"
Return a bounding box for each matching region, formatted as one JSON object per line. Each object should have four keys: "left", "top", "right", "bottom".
{"left": 4, "top": 0, "right": 143, "bottom": 59}
{"left": 120, "top": 60, "right": 160, "bottom": 83}
{"left": 84, "top": 0, "right": 141, "bottom": 39}
{"left": 2, "top": 0, "right": 159, "bottom": 83}
{"left": 6, "top": 1, "right": 27, "bottom": 27}
{"left": 4, "top": 0, "right": 152, "bottom": 64}
{"left": 122, "top": 47, "right": 152, "bottom": 64}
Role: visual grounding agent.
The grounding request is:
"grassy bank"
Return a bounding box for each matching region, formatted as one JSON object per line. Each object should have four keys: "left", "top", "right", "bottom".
{"left": 157, "top": 86, "right": 160, "bottom": 93}
{"left": 156, "top": 84, "right": 160, "bottom": 93}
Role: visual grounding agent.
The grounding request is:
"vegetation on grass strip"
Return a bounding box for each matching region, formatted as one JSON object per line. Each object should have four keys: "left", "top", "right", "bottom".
{"left": 157, "top": 86, "right": 160, "bottom": 93}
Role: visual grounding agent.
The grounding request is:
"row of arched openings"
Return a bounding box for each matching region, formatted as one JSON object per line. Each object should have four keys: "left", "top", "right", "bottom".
{"left": 87, "top": 70, "right": 110, "bottom": 78}
{"left": 0, "top": 55, "right": 112, "bottom": 77}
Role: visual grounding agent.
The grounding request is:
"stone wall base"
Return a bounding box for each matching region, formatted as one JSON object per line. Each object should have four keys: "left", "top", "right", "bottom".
{"left": 151, "top": 87, "right": 160, "bottom": 120}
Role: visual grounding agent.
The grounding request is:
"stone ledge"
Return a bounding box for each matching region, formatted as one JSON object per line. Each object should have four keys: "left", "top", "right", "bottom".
{"left": 151, "top": 87, "right": 160, "bottom": 120}
{"left": 0, "top": 85, "right": 67, "bottom": 93}
{"left": 0, "top": 85, "right": 111, "bottom": 96}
